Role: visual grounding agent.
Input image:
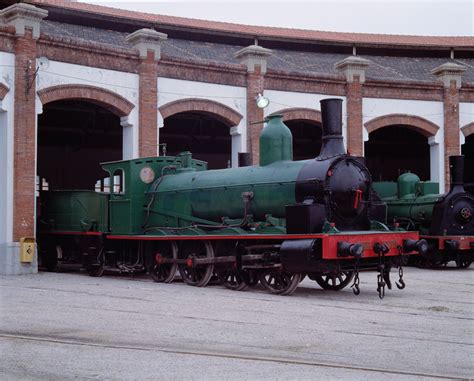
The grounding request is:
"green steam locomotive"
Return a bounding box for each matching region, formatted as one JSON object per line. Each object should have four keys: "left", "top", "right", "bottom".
{"left": 38, "top": 99, "right": 425, "bottom": 298}
{"left": 373, "top": 156, "right": 473, "bottom": 268}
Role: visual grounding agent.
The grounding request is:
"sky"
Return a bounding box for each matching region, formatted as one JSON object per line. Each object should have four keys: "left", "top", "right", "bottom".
{"left": 81, "top": 0, "right": 474, "bottom": 36}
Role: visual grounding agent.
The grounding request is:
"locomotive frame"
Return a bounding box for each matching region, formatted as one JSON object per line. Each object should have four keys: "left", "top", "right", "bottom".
{"left": 39, "top": 229, "right": 421, "bottom": 297}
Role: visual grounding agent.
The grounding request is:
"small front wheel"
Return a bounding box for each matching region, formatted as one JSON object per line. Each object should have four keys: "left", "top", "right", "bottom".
{"left": 258, "top": 269, "right": 302, "bottom": 296}
{"left": 312, "top": 271, "right": 354, "bottom": 291}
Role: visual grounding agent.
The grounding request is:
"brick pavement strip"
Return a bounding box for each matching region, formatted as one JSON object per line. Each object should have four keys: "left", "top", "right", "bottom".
{"left": 0, "top": 267, "right": 473, "bottom": 380}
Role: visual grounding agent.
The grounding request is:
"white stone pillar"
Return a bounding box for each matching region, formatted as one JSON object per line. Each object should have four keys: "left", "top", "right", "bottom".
{"left": 428, "top": 133, "right": 444, "bottom": 192}
{"left": 230, "top": 126, "right": 242, "bottom": 168}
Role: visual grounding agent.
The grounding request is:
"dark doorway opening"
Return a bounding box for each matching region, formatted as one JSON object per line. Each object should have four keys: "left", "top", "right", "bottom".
{"left": 462, "top": 134, "right": 474, "bottom": 193}
{"left": 285, "top": 120, "right": 322, "bottom": 161}
{"left": 37, "top": 100, "right": 122, "bottom": 190}
{"left": 161, "top": 112, "right": 231, "bottom": 169}
{"left": 365, "top": 125, "right": 430, "bottom": 181}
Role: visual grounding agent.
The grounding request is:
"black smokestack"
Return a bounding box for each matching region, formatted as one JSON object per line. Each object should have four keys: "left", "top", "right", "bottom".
{"left": 449, "top": 155, "right": 465, "bottom": 190}
{"left": 319, "top": 98, "right": 346, "bottom": 158}
{"left": 238, "top": 152, "right": 251, "bottom": 167}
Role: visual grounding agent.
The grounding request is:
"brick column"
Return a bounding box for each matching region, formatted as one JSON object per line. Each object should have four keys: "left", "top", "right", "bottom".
{"left": 334, "top": 56, "right": 370, "bottom": 156}
{"left": 235, "top": 45, "right": 272, "bottom": 165}
{"left": 431, "top": 62, "right": 466, "bottom": 190}
{"left": 126, "top": 29, "right": 167, "bottom": 157}
{"left": 0, "top": 4, "right": 47, "bottom": 241}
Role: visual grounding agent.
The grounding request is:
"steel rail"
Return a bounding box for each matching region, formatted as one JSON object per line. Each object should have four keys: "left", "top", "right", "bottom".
{"left": 0, "top": 332, "right": 463, "bottom": 380}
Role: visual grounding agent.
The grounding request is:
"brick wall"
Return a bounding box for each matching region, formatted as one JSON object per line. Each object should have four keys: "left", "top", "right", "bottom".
{"left": 443, "top": 80, "right": 461, "bottom": 189}
{"left": 276, "top": 108, "right": 322, "bottom": 124}
{"left": 159, "top": 98, "right": 242, "bottom": 126}
{"left": 37, "top": 37, "right": 139, "bottom": 74}
{"left": 346, "top": 77, "right": 363, "bottom": 156}
{"left": 0, "top": 27, "right": 15, "bottom": 53}
{"left": 246, "top": 67, "right": 265, "bottom": 165}
{"left": 364, "top": 114, "right": 439, "bottom": 136}
{"left": 158, "top": 59, "right": 246, "bottom": 87}
{"left": 138, "top": 51, "right": 159, "bottom": 157}
{"left": 460, "top": 87, "right": 474, "bottom": 102}
{"left": 266, "top": 72, "right": 345, "bottom": 95}
{"left": 363, "top": 80, "right": 444, "bottom": 101}
{"left": 38, "top": 84, "right": 134, "bottom": 116}
{"left": 13, "top": 29, "right": 37, "bottom": 240}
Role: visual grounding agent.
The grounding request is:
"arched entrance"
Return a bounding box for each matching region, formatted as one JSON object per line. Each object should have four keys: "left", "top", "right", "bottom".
{"left": 159, "top": 99, "right": 243, "bottom": 169}
{"left": 462, "top": 124, "right": 474, "bottom": 193}
{"left": 365, "top": 126, "right": 430, "bottom": 181}
{"left": 271, "top": 108, "right": 322, "bottom": 161}
{"left": 37, "top": 100, "right": 122, "bottom": 190}
{"left": 37, "top": 85, "right": 135, "bottom": 190}
{"left": 364, "top": 114, "right": 439, "bottom": 182}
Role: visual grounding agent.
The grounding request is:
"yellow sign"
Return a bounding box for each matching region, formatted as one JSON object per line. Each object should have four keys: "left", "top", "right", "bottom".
{"left": 20, "top": 237, "right": 35, "bottom": 263}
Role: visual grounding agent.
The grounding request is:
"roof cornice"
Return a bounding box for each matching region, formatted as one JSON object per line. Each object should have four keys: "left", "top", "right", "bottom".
{"left": 29, "top": 0, "right": 474, "bottom": 51}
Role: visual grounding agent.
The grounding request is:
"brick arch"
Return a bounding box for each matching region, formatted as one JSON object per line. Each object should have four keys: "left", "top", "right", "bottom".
{"left": 159, "top": 98, "right": 243, "bottom": 127}
{"left": 461, "top": 122, "right": 474, "bottom": 137}
{"left": 37, "top": 84, "right": 135, "bottom": 117}
{"left": 364, "top": 114, "right": 439, "bottom": 137}
{"left": 269, "top": 108, "right": 322, "bottom": 124}
{"left": 0, "top": 82, "right": 9, "bottom": 101}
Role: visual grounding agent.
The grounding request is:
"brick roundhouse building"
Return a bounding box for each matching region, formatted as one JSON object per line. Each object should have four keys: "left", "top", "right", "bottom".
{"left": 0, "top": 0, "right": 473, "bottom": 274}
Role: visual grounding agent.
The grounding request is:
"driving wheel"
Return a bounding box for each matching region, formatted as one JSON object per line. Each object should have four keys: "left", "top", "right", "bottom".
{"left": 150, "top": 241, "right": 178, "bottom": 283}
{"left": 178, "top": 240, "right": 214, "bottom": 287}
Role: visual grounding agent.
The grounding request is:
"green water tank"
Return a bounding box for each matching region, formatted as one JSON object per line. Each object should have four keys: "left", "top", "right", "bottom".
{"left": 398, "top": 172, "right": 420, "bottom": 198}
{"left": 259, "top": 114, "right": 293, "bottom": 166}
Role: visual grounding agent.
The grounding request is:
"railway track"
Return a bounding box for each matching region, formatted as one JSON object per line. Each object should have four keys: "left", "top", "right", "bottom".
{"left": 0, "top": 332, "right": 465, "bottom": 380}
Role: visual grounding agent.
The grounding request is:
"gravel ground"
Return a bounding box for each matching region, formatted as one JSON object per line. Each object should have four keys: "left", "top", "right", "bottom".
{"left": 0, "top": 265, "right": 473, "bottom": 380}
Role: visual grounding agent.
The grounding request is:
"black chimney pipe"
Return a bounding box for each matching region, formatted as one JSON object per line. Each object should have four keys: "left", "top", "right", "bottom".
{"left": 319, "top": 98, "right": 346, "bottom": 158}
{"left": 449, "top": 155, "right": 465, "bottom": 190}
{"left": 238, "top": 152, "right": 252, "bottom": 167}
